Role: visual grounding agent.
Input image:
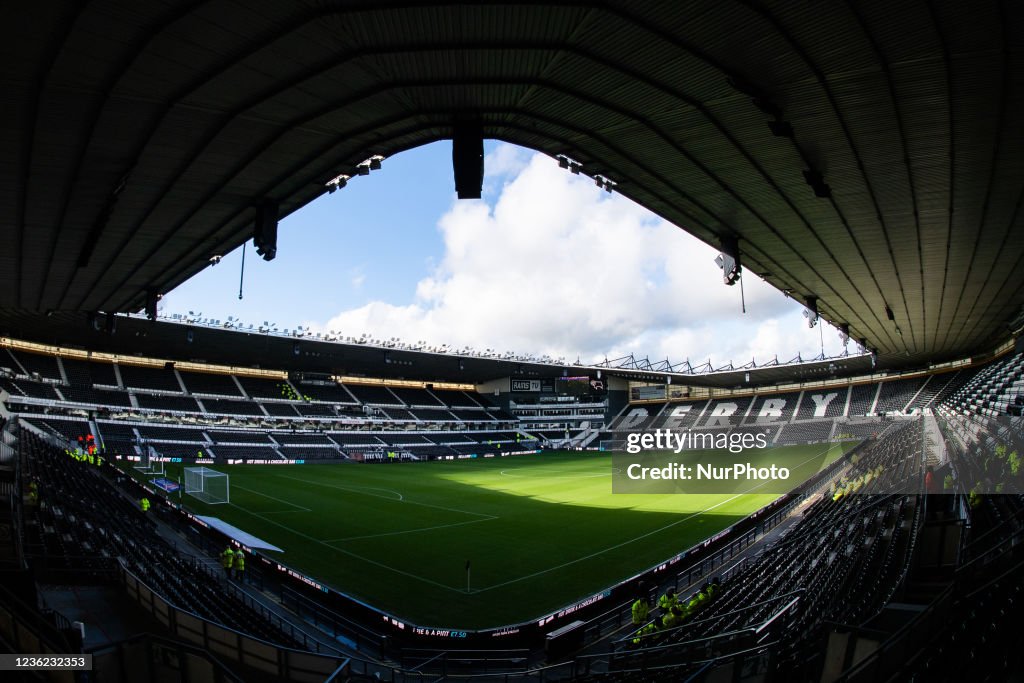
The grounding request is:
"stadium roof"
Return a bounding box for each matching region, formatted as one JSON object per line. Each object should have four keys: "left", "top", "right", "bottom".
{"left": 0, "top": 310, "right": 877, "bottom": 388}
{"left": 3, "top": 1, "right": 1023, "bottom": 370}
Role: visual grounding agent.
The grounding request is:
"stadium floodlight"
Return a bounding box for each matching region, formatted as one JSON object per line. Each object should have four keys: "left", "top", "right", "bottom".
{"left": 804, "top": 296, "right": 819, "bottom": 328}
{"left": 804, "top": 308, "right": 818, "bottom": 328}
{"left": 326, "top": 173, "right": 349, "bottom": 191}
{"left": 716, "top": 235, "right": 741, "bottom": 286}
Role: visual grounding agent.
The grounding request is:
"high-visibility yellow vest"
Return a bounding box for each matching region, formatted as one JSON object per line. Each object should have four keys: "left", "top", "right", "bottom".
{"left": 631, "top": 598, "right": 649, "bottom": 625}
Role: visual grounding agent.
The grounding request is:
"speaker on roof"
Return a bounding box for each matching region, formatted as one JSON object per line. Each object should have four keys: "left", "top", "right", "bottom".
{"left": 452, "top": 119, "right": 484, "bottom": 199}
{"left": 254, "top": 200, "right": 278, "bottom": 261}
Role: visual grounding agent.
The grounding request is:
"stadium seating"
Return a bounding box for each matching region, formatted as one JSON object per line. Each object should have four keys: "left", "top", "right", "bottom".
{"left": 19, "top": 433, "right": 305, "bottom": 648}
{"left": 8, "top": 348, "right": 63, "bottom": 381}
{"left": 344, "top": 384, "right": 402, "bottom": 406}
{"left": 135, "top": 393, "right": 202, "bottom": 412}
{"left": 118, "top": 363, "right": 181, "bottom": 392}
{"left": 178, "top": 370, "right": 243, "bottom": 397}
{"left": 847, "top": 383, "right": 878, "bottom": 416}
{"left": 61, "top": 357, "right": 119, "bottom": 387}
{"left": 874, "top": 376, "right": 929, "bottom": 414}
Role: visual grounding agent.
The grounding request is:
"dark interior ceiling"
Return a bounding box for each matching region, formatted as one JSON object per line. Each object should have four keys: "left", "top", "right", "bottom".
{"left": 3, "top": 0, "right": 1023, "bottom": 370}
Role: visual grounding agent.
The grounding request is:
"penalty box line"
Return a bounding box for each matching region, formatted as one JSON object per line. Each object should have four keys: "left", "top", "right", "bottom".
{"left": 228, "top": 503, "right": 469, "bottom": 594}
{"left": 233, "top": 484, "right": 312, "bottom": 512}
{"left": 474, "top": 443, "right": 837, "bottom": 594}
{"left": 276, "top": 473, "right": 498, "bottom": 520}
{"left": 320, "top": 516, "right": 496, "bottom": 543}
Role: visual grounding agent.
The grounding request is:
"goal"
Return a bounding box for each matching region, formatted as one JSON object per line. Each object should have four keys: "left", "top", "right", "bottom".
{"left": 184, "top": 466, "right": 230, "bottom": 505}
{"left": 135, "top": 445, "right": 164, "bottom": 475}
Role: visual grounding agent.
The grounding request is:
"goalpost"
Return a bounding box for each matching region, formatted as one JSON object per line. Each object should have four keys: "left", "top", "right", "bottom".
{"left": 135, "top": 445, "right": 165, "bottom": 475}
{"left": 184, "top": 466, "right": 230, "bottom": 505}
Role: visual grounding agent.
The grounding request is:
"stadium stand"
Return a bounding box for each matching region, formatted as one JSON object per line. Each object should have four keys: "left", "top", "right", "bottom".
{"left": 847, "top": 383, "right": 879, "bottom": 417}
{"left": 294, "top": 402, "right": 338, "bottom": 417}
{"left": 388, "top": 386, "right": 446, "bottom": 407}
{"left": 11, "top": 380, "right": 61, "bottom": 400}
{"left": 8, "top": 349, "right": 63, "bottom": 381}
{"left": 292, "top": 381, "right": 359, "bottom": 404}
{"left": 744, "top": 391, "right": 802, "bottom": 424}
{"left": 235, "top": 375, "right": 290, "bottom": 399}
{"left": 874, "top": 376, "right": 929, "bottom": 414}
{"left": 197, "top": 397, "right": 265, "bottom": 417}
{"left": 343, "top": 384, "right": 402, "bottom": 406}
{"left": 261, "top": 402, "right": 302, "bottom": 417}
{"left": 207, "top": 430, "right": 274, "bottom": 445}
{"left": 135, "top": 393, "right": 201, "bottom": 412}
{"left": 210, "top": 444, "right": 282, "bottom": 460}
{"left": 118, "top": 363, "right": 182, "bottom": 392}
{"left": 177, "top": 370, "right": 243, "bottom": 397}
{"left": 135, "top": 425, "right": 208, "bottom": 442}
{"left": 20, "top": 433, "right": 306, "bottom": 648}
{"left": 795, "top": 387, "right": 849, "bottom": 420}
{"left": 61, "top": 356, "right": 119, "bottom": 387}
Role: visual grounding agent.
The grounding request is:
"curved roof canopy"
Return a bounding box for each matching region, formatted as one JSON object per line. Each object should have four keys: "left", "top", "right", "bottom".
{"left": 3, "top": 1, "right": 1023, "bottom": 368}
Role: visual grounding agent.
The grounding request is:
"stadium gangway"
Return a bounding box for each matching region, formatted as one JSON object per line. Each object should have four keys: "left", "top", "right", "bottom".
{"left": 179, "top": 554, "right": 353, "bottom": 656}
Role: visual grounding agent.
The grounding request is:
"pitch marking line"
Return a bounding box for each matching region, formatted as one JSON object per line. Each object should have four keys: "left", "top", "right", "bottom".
{"left": 321, "top": 516, "right": 496, "bottom": 543}
{"left": 475, "top": 444, "right": 838, "bottom": 593}
{"left": 228, "top": 503, "right": 466, "bottom": 593}
{"left": 498, "top": 468, "right": 617, "bottom": 479}
{"left": 276, "top": 474, "right": 496, "bottom": 520}
{"left": 234, "top": 484, "right": 312, "bottom": 512}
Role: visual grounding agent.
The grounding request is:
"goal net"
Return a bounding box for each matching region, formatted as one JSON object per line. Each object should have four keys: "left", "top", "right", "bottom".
{"left": 135, "top": 445, "right": 164, "bottom": 475}
{"left": 184, "top": 466, "right": 230, "bottom": 505}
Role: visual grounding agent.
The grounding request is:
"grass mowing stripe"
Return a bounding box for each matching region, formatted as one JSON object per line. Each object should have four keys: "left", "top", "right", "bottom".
{"left": 226, "top": 502, "right": 466, "bottom": 593}
{"left": 233, "top": 484, "right": 312, "bottom": 511}
{"left": 276, "top": 473, "right": 497, "bottom": 519}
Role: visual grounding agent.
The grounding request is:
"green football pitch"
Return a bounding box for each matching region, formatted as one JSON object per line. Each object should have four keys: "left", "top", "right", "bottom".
{"left": 138, "top": 444, "right": 848, "bottom": 629}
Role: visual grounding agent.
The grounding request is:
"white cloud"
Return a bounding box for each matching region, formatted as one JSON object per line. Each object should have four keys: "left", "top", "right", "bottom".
{"left": 314, "top": 147, "right": 848, "bottom": 366}
{"left": 350, "top": 268, "right": 366, "bottom": 289}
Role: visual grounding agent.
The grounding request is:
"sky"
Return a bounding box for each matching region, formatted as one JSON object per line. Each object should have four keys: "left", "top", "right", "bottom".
{"left": 160, "top": 141, "right": 849, "bottom": 368}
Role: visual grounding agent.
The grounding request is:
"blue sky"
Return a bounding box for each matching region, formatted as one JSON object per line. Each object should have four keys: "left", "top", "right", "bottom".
{"left": 161, "top": 141, "right": 847, "bottom": 367}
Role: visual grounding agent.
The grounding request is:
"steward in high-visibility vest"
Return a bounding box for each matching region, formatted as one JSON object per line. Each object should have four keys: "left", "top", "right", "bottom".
{"left": 232, "top": 551, "right": 246, "bottom": 583}
{"left": 220, "top": 547, "right": 235, "bottom": 578}
{"left": 661, "top": 605, "right": 684, "bottom": 629}
{"left": 139, "top": 497, "right": 150, "bottom": 513}
{"left": 631, "top": 596, "right": 650, "bottom": 625}
{"left": 658, "top": 589, "right": 678, "bottom": 612}
{"left": 631, "top": 622, "right": 658, "bottom": 646}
